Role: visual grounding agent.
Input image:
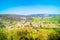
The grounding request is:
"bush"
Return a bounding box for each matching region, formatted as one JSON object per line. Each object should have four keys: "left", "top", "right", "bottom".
{"left": 0, "top": 30, "right": 7, "bottom": 40}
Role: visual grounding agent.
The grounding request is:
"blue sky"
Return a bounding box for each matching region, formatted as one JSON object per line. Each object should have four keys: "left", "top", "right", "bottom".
{"left": 0, "top": 0, "right": 60, "bottom": 15}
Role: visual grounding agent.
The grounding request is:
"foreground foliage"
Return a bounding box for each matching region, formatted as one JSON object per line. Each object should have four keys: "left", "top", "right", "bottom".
{"left": 0, "top": 27, "right": 60, "bottom": 40}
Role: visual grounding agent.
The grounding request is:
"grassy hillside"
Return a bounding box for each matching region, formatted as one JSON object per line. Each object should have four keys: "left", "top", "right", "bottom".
{"left": 0, "top": 14, "right": 60, "bottom": 40}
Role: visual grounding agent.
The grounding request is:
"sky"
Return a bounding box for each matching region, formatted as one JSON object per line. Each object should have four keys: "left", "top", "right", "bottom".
{"left": 0, "top": 0, "right": 60, "bottom": 15}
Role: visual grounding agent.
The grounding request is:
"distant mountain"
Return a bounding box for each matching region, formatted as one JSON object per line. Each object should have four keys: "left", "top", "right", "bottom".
{"left": 0, "top": 14, "right": 26, "bottom": 21}
{"left": 0, "top": 14, "right": 59, "bottom": 18}
{"left": 28, "top": 14, "right": 59, "bottom": 17}
{"left": 0, "top": 14, "right": 59, "bottom": 21}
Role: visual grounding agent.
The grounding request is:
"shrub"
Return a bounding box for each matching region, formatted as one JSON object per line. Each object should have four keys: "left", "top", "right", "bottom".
{"left": 0, "top": 30, "right": 7, "bottom": 40}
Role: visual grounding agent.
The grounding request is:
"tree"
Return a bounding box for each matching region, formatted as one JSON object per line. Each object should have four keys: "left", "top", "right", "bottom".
{"left": 0, "top": 21, "right": 5, "bottom": 28}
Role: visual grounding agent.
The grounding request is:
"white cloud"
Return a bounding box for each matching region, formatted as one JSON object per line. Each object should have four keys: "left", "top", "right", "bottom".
{"left": 1, "top": 6, "right": 60, "bottom": 15}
